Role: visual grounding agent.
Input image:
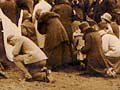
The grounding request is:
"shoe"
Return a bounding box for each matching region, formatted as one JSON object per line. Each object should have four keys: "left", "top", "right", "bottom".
{"left": 25, "top": 73, "right": 32, "bottom": 80}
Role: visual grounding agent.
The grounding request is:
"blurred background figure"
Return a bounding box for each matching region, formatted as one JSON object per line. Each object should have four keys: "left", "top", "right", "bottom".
{"left": 21, "top": 10, "right": 38, "bottom": 45}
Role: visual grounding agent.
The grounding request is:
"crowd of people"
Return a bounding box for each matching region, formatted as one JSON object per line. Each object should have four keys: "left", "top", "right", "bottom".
{"left": 0, "top": 0, "right": 120, "bottom": 82}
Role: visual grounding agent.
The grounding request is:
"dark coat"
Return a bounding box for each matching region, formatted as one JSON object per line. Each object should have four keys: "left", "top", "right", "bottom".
{"left": 52, "top": 3, "right": 73, "bottom": 43}
{"left": 71, "top": 0, "right": 84, "bottom": 21}
{"left": 15, "top": 0, "right": 34, "bottom": 14}
{"left": 37, "top": 12, "right": 72, "bottom": 68}
{"left": 52, "top": 3, "right": 74, "bottom": 60}
{"left": 81, "top": 28, "right": 112, "bottom": 75}
{"left": 0, "top": 0, "right": 18, "bottom": 24}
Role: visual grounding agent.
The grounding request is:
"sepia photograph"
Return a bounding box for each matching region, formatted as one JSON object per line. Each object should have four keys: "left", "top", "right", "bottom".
{"left": 0, "top": 0, "right": 120, "bottom": 90}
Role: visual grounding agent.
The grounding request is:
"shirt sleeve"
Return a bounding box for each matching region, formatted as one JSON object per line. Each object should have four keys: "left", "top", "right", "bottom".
{"left": 12, "top": 38, "right": 23, "bottom": 56}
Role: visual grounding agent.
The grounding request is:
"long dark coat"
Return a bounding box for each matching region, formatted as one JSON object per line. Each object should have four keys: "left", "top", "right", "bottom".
{"left": 37, "top": 12, "right": 72, "bottom": 68}
{"left": 52, "top": 3, "right": 74, "bottom": 60}
{"left": 52, "top": 3, "right": 73, "bottom": 43}
{"left": 81, "top": 28, "right": 112, "bottom": 75}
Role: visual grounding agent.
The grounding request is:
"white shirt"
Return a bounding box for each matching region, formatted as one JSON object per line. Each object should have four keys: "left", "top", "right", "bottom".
{"left": 99, "top": 30, "right": 120, "bottom": 57}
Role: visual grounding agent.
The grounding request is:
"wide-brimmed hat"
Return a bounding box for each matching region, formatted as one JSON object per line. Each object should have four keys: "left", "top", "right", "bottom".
{"left": 101, "top": 13, "right": 112, "bottom": 22}
{"left": 79, "top": 21, "right": 90, "bottom": 32}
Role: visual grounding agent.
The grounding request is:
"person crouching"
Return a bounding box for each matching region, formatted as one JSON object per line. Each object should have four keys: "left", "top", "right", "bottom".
{"left": 7, "top": 35, "right": 51, "bottom": 82}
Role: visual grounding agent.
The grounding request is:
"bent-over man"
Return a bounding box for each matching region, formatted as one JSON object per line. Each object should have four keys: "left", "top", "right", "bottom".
{"left": 7, "top": 35, "right": 51, "bottom": 81}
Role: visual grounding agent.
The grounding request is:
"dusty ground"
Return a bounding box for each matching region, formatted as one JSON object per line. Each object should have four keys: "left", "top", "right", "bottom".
{"left": 0, "top": 66, "right": 120, "bottom": 90}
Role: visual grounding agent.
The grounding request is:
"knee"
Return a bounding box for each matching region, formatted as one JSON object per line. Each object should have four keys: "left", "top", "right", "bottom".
{"left": 38, "top": 60, "right": 47, "bottom": 67}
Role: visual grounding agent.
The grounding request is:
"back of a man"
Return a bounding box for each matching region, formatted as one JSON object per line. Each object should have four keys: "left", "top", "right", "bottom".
{"left": 98, "top": 22, "right": 120, "bottom": 58}
{"left": 7, "top": 35, "right": 51, "bottom": 81}
{"left": 10, "top": 35, "right": 48, "bottom": 64}
{"left": 100, "top": 31, "right": 120, "bottom": 58}
{"left": 79, "top": 22, "right": 110, "bottom": 76}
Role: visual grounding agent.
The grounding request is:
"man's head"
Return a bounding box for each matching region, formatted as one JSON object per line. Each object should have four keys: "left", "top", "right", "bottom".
{"left": 98, "top": 21, "right": 108, "bottom": 30}
{"left": 79, "top": 21, "right": 90, "bottom": 33}
{"left": 7, "top": 35, "right": 15, "bottom": 46}
{"left": 101, "top": 13, "right": 112, "bottom": 23}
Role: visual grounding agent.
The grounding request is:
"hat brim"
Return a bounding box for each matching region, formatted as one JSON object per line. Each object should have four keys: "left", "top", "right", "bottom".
{"left": 101, "top": 16, "right": 111, "bottom": 23}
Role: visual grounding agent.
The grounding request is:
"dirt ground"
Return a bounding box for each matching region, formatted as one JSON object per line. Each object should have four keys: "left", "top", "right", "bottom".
{"left": 0, "top": 66, "right": 120, "bottom": 90}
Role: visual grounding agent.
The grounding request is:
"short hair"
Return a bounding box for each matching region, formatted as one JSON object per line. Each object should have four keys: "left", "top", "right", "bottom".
{"left": 7, "top": 35, "right": 14, "bottom": 43}
{"left": 98, "top": 22, "right": 108, "bottom": 30}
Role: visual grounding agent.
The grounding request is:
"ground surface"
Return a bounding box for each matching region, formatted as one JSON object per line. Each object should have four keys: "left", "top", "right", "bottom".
{"left": 0, "top": 66, "right": 120, "bottom": 90}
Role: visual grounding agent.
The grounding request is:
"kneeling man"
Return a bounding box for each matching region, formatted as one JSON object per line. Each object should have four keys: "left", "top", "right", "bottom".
{"left": 7, "top": 35, "right": 50, "bottom": 81}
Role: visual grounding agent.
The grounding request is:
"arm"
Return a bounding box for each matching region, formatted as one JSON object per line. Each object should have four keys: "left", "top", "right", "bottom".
{"left": 81, "top": 34, "right": 91, "bottom": 54}
{"left": 12, "top": 38, "right": 23, "bottom": 56}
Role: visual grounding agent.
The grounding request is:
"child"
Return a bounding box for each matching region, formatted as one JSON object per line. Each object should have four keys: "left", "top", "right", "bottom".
{"left": 72, "top": 21, "right": 86, "bottom": 61}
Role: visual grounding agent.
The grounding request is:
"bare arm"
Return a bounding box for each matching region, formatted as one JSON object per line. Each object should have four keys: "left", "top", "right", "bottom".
{"left": 12, "top": 39, "right": 23, "bottom": 56}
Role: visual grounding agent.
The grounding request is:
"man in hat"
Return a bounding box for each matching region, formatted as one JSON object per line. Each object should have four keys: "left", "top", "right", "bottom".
{"left": 101, "top": 13, "right": 119, "bottom": 38}
{"left": 79, "top": 21, "right": 117, "bottom": 77}
{"left": 98, "top": 22, "right": 120, "bottom": 59}
{"left": 101, "top": 13, "right": 113, "bottom": 32}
